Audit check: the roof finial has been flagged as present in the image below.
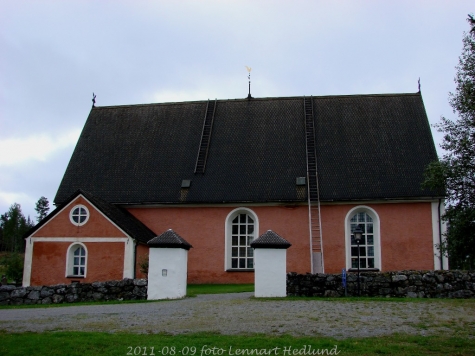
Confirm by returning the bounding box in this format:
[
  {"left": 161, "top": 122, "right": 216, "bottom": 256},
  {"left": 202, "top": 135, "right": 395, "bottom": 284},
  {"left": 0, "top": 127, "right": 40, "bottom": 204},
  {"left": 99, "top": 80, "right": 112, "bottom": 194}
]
[
  {"left": 92, "top": 92, "right": 96, "bottom": 107},
  {"left": 418, "top": 78, "right": 421, "bottom": 92},
  {"left": 245, "top": 66, "right": 252, "bottom": 99}
]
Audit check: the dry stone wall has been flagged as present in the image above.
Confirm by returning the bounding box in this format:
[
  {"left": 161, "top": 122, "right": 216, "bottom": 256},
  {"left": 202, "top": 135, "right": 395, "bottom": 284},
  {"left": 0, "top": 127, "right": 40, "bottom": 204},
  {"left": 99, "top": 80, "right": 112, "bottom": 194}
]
[
  {"left": 2, "top": 270, "right": 474, "bottom": 305},
  {"left": 0, "top": 278, "right": 147, "bottom": 305},
  {"left": 287, "top": 270, "right": 475, "bottom": 298}
]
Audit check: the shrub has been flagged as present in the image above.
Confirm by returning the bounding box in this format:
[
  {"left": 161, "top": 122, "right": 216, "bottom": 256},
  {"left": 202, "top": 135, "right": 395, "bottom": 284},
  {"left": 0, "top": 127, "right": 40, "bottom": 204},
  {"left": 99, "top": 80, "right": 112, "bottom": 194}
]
[{"left": 2, "top": 252, "right": 24, "bottom": 285}]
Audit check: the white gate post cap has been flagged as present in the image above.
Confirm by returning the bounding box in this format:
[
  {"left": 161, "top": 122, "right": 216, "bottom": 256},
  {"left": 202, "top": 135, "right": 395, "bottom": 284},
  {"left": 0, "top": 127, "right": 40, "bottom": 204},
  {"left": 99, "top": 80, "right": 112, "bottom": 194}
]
[
  {"left": 250, "top": 230, "right": 291, "bottom": 249},
  {"left": 147, "top": 229, "right": 192, "bottom": 250}
]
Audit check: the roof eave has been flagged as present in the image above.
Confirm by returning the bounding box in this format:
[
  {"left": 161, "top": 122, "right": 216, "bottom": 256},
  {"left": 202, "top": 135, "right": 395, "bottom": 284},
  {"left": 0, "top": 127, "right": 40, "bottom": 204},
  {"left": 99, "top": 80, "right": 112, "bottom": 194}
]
[{"left": 320, "top": 195, "right": 446, "bottom": 203}]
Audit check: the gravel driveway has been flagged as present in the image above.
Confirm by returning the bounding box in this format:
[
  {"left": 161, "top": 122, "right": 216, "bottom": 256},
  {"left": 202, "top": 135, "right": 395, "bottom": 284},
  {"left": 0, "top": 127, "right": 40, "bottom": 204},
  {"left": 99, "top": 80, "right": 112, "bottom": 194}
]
[{"left": 1, "top": 293, "right": 474, "bottom": 339}]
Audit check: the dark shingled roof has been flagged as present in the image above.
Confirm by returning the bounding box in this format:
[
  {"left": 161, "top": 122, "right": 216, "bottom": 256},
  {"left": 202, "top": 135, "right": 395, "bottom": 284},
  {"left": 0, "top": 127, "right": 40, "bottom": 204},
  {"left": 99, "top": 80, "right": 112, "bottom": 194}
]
[
  {"left": 54, "top": 93, "right": 440, "bottom": 205},
  {"left": 148, "top": 229, "right": 193, "bottom": 250},
  {"left": 26, "top": 190, "right": 156, "bottom": 244},
  {"left": 251, "top": 230, "right": 292, "bottom": 249},
  {"left": 313, "top": 94, "right": 439, "bottom": 200}
]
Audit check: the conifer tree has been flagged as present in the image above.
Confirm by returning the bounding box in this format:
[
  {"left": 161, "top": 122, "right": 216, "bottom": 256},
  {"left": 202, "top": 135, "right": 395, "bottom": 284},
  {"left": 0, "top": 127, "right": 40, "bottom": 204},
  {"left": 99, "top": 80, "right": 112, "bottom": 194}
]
[
  {"left": 424, "top": 15, "right": 475, "bottom": 269},
  {"left": 0, "top": 203, "right": 34, "bottom": 252},
  {"left": 35, "top": 196, "right": 50, "bottom": 222}
]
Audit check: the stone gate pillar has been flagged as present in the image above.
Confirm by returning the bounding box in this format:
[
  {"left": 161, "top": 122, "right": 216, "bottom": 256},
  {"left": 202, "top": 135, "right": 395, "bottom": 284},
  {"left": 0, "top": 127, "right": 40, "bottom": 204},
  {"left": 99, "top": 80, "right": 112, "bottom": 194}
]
[
  {"left": 250, "top": 230, "right": 291, "bottom": 297},
  {"left": 147, "top": 229, "right": 192, "bottom": 300}
]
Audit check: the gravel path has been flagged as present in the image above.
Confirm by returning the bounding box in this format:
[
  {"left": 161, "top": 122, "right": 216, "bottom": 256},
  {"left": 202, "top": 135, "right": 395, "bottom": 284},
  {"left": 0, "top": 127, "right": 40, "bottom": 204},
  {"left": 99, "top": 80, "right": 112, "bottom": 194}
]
[{"left": 1, "top": 293, "right": 474, "bottom": 339}]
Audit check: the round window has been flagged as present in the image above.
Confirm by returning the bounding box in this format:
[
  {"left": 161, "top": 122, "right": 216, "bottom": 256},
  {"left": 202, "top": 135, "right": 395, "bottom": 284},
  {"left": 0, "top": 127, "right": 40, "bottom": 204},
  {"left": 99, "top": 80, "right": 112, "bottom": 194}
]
[{"left": 69, "top": 205, "right": 89, "bottom": 226}]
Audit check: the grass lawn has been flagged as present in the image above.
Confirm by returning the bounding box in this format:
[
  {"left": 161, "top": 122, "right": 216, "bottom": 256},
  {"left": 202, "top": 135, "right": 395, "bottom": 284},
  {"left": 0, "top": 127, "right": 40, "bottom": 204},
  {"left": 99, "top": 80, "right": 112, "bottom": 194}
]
[
  {"left": 187, "top": 284, "right": 254, "bottom": 296},
  {"left": 0, "top": 331, "right": 474, "bottom": 356}
]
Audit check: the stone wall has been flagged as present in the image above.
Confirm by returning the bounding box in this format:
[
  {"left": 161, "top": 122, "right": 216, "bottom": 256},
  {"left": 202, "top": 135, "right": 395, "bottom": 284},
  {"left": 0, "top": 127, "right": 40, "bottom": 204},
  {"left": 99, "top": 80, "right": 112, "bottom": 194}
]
[
  {"left": 2, "top": 271, "right": 474, "bottom": 305},
  {"left": 0, "top": 278, "right": 147, "bottom": 305},
  {"left": 287, "top": 270, "right": 475, "bottom": 298}
]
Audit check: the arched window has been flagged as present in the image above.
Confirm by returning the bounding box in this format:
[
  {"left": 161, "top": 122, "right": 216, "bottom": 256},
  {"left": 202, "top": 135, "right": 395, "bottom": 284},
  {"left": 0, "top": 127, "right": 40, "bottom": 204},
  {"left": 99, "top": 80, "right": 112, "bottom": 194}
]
[
  {"left": 225, "top": 208, "right": 259, "bottom": 270},
  {"left": 345, "top": 206, "right": 381, "bottom": 271},
  {"left": 66, "top": 243, "right": 88, "bottom": 277}
]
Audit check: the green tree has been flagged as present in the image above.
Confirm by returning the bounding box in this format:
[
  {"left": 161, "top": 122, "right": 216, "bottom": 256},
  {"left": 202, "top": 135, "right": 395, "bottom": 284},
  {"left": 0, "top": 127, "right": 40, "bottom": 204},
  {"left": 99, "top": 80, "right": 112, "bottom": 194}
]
[
  {"left": 0, "top": 203, "right": 34, "bottom": 253},
  {"left": 424, "top": 15, "right": 475, "bottom": 269},
  {"left": 1, "top": 252, "right": 24, "bottom": 285},
  {"left": 35, "top": 196, "right": 50, "bottom": 222}
]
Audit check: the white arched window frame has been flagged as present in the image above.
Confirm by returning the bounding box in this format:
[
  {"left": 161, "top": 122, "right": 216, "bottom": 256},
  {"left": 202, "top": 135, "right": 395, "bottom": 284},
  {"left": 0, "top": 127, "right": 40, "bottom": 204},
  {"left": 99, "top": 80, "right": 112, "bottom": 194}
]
[
  {"left": 345, "top": 206, "right": 381, "bottom": 271},
  {"left": 225, "top": 208, "right": 259, "bottom": 271},
  {"left": 65, "top": 242, "right": 88, "bottom": 277}
]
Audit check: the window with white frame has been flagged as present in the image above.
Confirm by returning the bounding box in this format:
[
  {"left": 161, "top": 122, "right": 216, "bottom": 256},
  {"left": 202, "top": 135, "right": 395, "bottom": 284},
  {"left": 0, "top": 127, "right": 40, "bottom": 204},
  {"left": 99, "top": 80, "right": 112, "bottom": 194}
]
[
  {"left": 347, "top": 207, "right": 380, "bottom": 270},
  {"left": 226, "top": 208, "right": 258, "bottom": 270},
  {"left": 69, "top": 205, "right": 89, "bottom": 226},
  {"left": 66, "top": 243, "right": 87, "bottom": 277}
]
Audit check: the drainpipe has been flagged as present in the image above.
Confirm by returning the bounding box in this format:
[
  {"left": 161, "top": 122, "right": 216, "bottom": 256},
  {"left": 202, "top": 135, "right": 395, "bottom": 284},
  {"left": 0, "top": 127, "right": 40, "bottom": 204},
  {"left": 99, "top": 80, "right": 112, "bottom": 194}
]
[
  {"left": 133, "top": 240, "right": 138, "bottom": 278},
  {"left": 438, "top": 199, "right": 443, "bottom": 270}
]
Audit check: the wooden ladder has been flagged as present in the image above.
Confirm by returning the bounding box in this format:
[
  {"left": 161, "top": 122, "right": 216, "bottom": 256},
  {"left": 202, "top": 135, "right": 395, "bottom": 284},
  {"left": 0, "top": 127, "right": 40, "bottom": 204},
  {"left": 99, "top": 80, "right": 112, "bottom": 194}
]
[
  {"left": 194, "top": 99, "right": 216, "bottom": 174},
  {"left": 304, "top": 96, "right": 324, "bottom": 273}
]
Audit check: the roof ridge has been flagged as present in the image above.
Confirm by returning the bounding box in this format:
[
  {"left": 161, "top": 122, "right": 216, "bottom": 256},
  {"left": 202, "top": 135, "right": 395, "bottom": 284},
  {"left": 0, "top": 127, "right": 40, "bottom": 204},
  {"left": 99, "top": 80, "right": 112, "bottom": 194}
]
[
  {"left": 91, "top": 92, "right": 422, "bottom": 110},
  {"left": 311, "top": 92, "right": 421, "bottom": 99}
]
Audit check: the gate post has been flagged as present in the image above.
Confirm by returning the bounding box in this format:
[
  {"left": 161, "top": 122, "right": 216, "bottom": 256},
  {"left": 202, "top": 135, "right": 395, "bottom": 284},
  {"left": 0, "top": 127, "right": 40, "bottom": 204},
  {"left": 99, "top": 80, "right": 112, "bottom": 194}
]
[
  {"left": 147, "top": 229, "right": 192, "bottom": 300},
  {"left": 251, "top": 230, "right": 291, "bottom": 297}
]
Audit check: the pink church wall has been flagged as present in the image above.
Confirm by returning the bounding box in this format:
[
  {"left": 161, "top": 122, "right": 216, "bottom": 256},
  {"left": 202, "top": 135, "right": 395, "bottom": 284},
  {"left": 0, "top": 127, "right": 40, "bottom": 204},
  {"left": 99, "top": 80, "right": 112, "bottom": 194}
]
[
  {"left": 29, "top": 196, "right": 127, "bottom": 286},
  {"left": 127, "top": 205, "right": 311, "bottom": 284},
  {"left": 135, "top": 243, "right": 149, "bottom": 279},
  {"left": 27, "top": 198, "right": 436, "bottom": 287},
  {"left": 30, "top": 241, "right": 125, "bottom": 286},
  {"left": 321, "top": 202, "right": 435, "bottom": 273}
]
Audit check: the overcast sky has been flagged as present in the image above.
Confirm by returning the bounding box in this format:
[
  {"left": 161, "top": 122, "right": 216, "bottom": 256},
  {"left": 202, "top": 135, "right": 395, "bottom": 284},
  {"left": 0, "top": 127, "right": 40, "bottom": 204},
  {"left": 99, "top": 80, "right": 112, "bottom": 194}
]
[{"left": 0, "top": 0, "right": 473, "bottom": 220}]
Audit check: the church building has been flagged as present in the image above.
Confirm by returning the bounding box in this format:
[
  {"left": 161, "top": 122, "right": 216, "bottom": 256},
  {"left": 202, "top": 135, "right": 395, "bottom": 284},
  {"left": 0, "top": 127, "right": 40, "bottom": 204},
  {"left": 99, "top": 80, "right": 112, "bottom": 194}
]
[{"left": 22, "top": 91, "right": 447, "bottom": 287}]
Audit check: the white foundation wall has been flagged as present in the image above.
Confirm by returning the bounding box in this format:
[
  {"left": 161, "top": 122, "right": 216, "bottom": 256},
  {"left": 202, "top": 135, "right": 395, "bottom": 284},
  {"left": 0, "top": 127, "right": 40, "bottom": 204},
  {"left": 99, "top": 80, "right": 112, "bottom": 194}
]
[
  {"left": 22, "top": 237, "right": 34, "bottom": 287},
  {"left": 254, "top": 248, "right": 287, "bottom": 297},
  {"left": 147, "top": 248, "right": 188, "bottom": 300},
  {"left": 123, "top": 238, "right": 135, "bottom": 279},
  {"left": 431, "top": 200, "right": 449, "bottom": 270}
]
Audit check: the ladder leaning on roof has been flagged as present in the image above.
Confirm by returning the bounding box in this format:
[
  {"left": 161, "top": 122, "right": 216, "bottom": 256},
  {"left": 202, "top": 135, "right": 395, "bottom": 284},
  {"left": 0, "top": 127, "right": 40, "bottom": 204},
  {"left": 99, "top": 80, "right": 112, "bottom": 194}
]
[
  {"left": 195, "top": 99, "right": 217, "bottom": 174},
  {"left": 303, "top": 96, "right": 324, "bottom": 274}
]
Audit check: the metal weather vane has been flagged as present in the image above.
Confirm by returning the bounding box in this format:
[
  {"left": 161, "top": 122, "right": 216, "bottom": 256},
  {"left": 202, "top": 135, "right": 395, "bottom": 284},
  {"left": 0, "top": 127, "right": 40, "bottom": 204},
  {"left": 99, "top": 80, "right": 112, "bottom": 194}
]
[
  {"left": 92, "top": 92, "right": 97, "bottom": 107},
  {"left": 245, "top": 66, "right": 252, "bottom": 99}
]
